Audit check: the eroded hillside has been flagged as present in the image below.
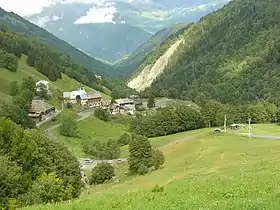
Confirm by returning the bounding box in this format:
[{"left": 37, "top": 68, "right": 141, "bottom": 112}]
[{"left": 128, "top": 38, "right": 185, "bottom": 91}]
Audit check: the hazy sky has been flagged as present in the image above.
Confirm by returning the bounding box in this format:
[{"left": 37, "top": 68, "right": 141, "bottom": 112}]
[{"left": 0, "top": 0, "right": 58, "bottom": 16}]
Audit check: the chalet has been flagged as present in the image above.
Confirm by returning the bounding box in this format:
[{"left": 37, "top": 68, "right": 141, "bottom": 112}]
[
  {"left": 111, "top": 98, "right": 136, "bottom": 115},
  {"left": 115, "top": 98, "right": 134, "bottom": 107},
  {"left": 87, "top": 92, "right": 102, "bottom": 107},
  {"left": 28, "top": 100, "right": 55, "bottom": 122}
]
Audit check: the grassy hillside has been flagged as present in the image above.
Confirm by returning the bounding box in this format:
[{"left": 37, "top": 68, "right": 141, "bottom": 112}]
[
  {"left": 26, "top": 131, "right": 280, "bottom": 209},
  {"left": 0, "top": 55, "right": 107, "bottom": 106},
  {"left": 52, "top": 115, "right": 131, "bottom": 157},
  {"left": 0, "top": 7, "right": 115, "bottom": 77},
  {"left": 129, "top": 0, "right": 280, "bottom": 106},
  {"left": 115, "top": 23, "right": 190, "bottom": 78}
]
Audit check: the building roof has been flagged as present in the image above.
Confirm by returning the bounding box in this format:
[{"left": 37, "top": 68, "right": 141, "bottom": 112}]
[
  {"left": 102, "top": 99, "right": 111, "bottom": 106},
  {"left": 80, "top": 94, "right": 88, "bottom": 100},
  {"left": 36, "top": 80, "right": 49, "bottom": 86},
  {"left": 87, "top": 92, "right": 102, "bottom": 99},
  {"left": 63, "top": 92, "right": 72, "bottom": 98},
  {"left": 115, "top": 98, "right": 134, "bottom": 105},
  {"left": 29, "top": 100, "right": 54, "bottom": 113}
]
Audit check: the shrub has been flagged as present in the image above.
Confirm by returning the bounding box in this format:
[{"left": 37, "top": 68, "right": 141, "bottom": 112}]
[
  {"left": 90, "top": 162, "right": 115, "bottom": 185},
  {"left": 137, "top": 164, "right": 149, "bottom": 175},
  {"left": 117, "top": 133, "right": 131, "bottom": 146},
  {"left": 152, "top": 149, "right": 165, "bottom": 170},
  {"left": 94, "top": 108, "right": 110, "bottom": 121},
  {"left": 84, "top": 139, "right": 120, "bottom": 159},
  {"left": 152, "top": 184, "right": 164, "bottom": 193},
  {"left": 60, "top": 115, "right": 78, "bottom": 137}
]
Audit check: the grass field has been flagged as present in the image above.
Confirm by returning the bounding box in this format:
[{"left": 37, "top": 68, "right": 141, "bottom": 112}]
[
  {"left": 25, "top": 130, "right": 280, "bottom": 209},
  {"left": 0, "top": 55, "right": 110, "bottom": 106},
  {"left": 55, "top": 115, "right": 131, "bottom": 157},
  {"left": 232, "top": 124, "right": 280, "bottom": 136}
]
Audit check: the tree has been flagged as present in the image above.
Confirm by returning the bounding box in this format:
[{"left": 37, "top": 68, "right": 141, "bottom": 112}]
[
  {"left": 36, "top": 83, "right": 49, "bottom": 100},
  {"left": 60, "top": 115, "right": 79, "bottom": 137},
  {"left": 94, "top": 108, "right": 110, "bottom": 122},
  {"left": 117, "top": 133, "right": 131, "bottom": 146},
  {"left": 9, "top": 81, "right": 19, "bottom": 96},
  {"left": 0, "top": 156, "right": 26, "bottom": 208},
  {"left": 246, "top": 103, "right": 269, "bottom": 123},
  {"left": 152, "top": 149, "right": 165, "bottom": 170},
  {"left": 22, "top": 172, "right": 69, "bottom": 205},
  {"left": 89, "top": 162, "right": 115, "bottom": 185},
  {"left": 201, "top": 100, "right": 224, "bottom": 127},
  {"left": 147, "top": 95, "right": 155, "bottom": 109},
  {"left": 128, "top": 135, "right": 153, "bottom": 174}
]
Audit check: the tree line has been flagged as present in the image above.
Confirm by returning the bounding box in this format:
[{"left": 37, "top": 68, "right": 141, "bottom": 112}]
[
  {"left": 0, "top": 27, "right": 98, "bottom": 87},
  {"left": 131, "top": 104, "right": 205, "bottom": 138}
]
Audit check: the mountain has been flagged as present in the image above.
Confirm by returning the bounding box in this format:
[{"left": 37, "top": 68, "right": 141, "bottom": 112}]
[
  {"left": 0, "top": 7, "right": 115, "bottom": 77},
  {"left": 115, "top": 22, "right": 190, "bottom": 77},
  {"left": 25, "top": 0, "right": 231, "bottom": 62},
  {"left": 128, "top": 0, "right": 280, "bottom": 106}
]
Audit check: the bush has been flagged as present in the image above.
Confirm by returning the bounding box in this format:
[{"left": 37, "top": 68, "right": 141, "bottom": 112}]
[
  {"left": 90, "top": 162, "right": 115, "bottom": 185},
  {"left": 152, "top": 184, "right": 164, "bottom": 193},
  {"left": 60, "top": 115, "right": 78, "bottom": 137},
  {"left": 94, "top": 108, "right": 110, "bottom": 121},
  {"left": 117, "top": 133, "right": 131, "bottom": 146},
  {"left": 137, "top": 164, "right": 149, "bottom": 175},
  {"left": 84, "top": 139, "right": 120, "bottom": 160},
  {"left": 152, "top": 149, "right": 165, "bottom": 170}
]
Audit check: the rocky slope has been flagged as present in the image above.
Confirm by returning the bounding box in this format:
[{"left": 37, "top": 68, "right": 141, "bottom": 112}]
[{"left": 128, "top": 38, "right": 185, "bottom": 91}]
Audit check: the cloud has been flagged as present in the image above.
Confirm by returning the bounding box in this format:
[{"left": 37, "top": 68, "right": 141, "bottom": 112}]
[
  {"left": 74, "top": 3, "right": 118, "bottom": 24},
  {"left": 0, "top": 0, "right": 57, "bottom": 16}
]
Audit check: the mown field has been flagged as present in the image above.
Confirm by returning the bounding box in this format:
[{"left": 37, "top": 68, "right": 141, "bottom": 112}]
[{"left": 25, "top": 130, "right": 280, "bottom": 209}]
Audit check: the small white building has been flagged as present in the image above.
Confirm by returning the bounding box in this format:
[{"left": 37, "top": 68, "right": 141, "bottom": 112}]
[{"left": 63, "top": 87, "right": 88, "bottom": 106}]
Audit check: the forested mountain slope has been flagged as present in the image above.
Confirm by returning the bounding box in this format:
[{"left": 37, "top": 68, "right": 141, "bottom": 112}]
[
  {"left": 0, "top": 27, "right": 106, "bottom": 95},
  {"left": 115, "top": 23, "right": 189, "bottom": 78},
  {"left": 0, "top": 7, "right": 115, "bottom": 77},
  {"left": 135, "top": 0, "right": 280, "bottom": 106}
]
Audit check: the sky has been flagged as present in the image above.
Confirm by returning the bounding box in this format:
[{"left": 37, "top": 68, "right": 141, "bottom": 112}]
[{"left": 0, "top": 0, "right": 58, "bottom": 16}]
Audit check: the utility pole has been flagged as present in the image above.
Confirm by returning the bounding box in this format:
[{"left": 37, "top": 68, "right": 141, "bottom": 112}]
[
  {"left": 248, "top": 118, "right": 251, "bottom": 138},
  {"left": 224, "top": 115, "right": 227, "bottom": 132}
]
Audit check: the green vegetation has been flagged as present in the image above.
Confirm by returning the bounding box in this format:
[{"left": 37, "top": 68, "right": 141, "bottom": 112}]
[
  {"left": 60, "top": 114, "right": 79, "bottom": 138},
  {"left": 0, "top": 28, "right": 102, "bottom": 89},
  {"left": 131, "top": 104, "right": 204, "bottom": 137},
  {"left": 84, "top": 139, "right": 120, "bottom": 159},
  {"left": 138, "top": 0, "right": 280, "bottom": 106},
  {"left": 128, "top": 135, "right": 154, "bottom": 175},
  {"left": 0, "top": 118, "right": 82, "bottom": 209},
  {"left": 0, "top": 8, "right": 114, "bottom": 77},
  {"left": 25, "top": 132, "right": 280, "bottom": 209},
  {"left": 115, "top": 23, "right": 190, "bottom": 77},
  {"left": 54, "top": 116, "right": 130, "bottom": 157},
  {"left": 89, "top": 162, "right": 115, "bottom": 185},
  {"left": 94, "top": 108, "right": 110, "bottom": 122}
]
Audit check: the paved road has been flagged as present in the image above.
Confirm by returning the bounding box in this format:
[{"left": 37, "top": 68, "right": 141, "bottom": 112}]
[
  {"left": 237, "top": 133, "right": 280, "bottom": 140},
  {"left": 45, "top": 110, "right": 94, "bottom": 140}
]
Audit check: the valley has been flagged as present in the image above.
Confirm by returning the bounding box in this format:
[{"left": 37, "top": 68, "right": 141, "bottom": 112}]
[{"left": 3, "top": 0, "right": 280, "bottom": 209}]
